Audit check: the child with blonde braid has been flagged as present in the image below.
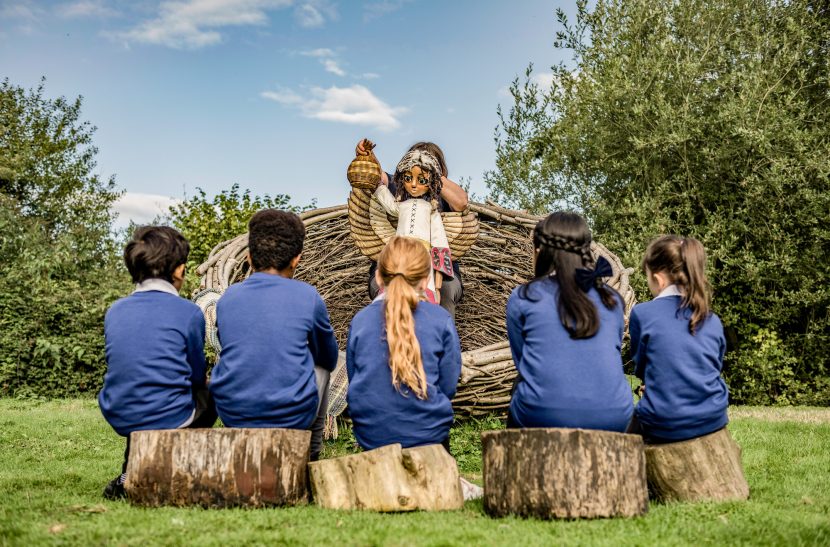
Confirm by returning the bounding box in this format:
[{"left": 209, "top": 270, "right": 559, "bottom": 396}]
[
  {"left": 506, "top": 212, "right": 633, "bottom": 431},
  {"left": 346, "top": 236, "right": 462, "bottom": 451},
  {"left": 628, "top": 236, "right": 729, "bottom": 443}
]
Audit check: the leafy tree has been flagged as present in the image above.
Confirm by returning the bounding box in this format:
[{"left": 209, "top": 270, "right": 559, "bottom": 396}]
[
  {"left": 168, "top": 184, "right": 314, "bottom": 292},
  {"left": 0, "top": 80, "right": 128, "bottom": 396},
  {"left": 486, "top": 0, "right": 830, "bottom": 404}
]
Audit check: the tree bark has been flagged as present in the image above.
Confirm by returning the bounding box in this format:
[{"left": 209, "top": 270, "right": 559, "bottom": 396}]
[
  {"left": 125, "top": 428, "right": 311, "bottom": 508},
  {"left": 645, "top": 427, "right": 749, "bottom": 502},
  {"left": 482, "top": 428, "right": 648, "bottom": 519},
  {"left": 309, "top": 443, "right": 464, "bottom": 511}
]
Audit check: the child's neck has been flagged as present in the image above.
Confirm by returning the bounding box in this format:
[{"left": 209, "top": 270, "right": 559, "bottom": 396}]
[{"left": 256, "top": 267, "right": 294, "bottom": 279}]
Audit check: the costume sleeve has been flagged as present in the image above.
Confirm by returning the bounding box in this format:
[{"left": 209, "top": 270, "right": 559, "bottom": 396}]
[
  {"left": 186, "top": 307, "right": 208, "bottom": 389},
  {"left": 429, "top": 210, "right": 453, "bottom": 278},
  {"left": 309, "top": 293, "right": 339, "bottom": 372},
  {"left": 437, "top": 316, "right": 462, "bottom": 399},
  {"left": 373, "top": 184, "right": 400, "bottom": 217},
  {"left": 629, "top": 307, "right": 647, "bottom": 380},
  {"left": 506, "top": 290, "right": 525, "bottom": 370}
]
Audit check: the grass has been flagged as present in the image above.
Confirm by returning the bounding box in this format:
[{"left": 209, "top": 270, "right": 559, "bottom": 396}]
[{"left": 0, "top": 400, "right": 828, "bottom": 546}]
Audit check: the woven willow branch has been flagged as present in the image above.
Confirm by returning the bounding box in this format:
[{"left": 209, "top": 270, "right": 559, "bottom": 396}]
[{"left": 194, "top": 202, "right": 636, "bottom": 417}]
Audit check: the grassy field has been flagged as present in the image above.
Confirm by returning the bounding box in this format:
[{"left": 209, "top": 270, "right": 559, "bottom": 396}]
[{"left": 0, "top": 400, "right": 828, "bottom": 546}]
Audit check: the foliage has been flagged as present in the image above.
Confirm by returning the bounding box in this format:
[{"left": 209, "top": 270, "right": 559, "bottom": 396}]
[
  {"left": 168, "top": 183, "right": 314, "bottom": 292},
  {"left": 2, "top": 400, "right": 830, "bottom": 545},
  {"left": 485, "top": 0, "right": 830, "bottom": 404},
  {"left": 0, "top": 81, "right": 127, "bottom": 397}
]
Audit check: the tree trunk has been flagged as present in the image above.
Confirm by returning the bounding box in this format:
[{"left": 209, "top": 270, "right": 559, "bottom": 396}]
[
  {"left": 125, "top": 428, "right": 311, "bottom": 508},
  {"left": 309, "top": 443, "right": 464, "bottom": 511},
  {"left": 645, "top": 427, "right": 749, "bottom": 502},
  {"left": 482, "top": 428, "right": 648, "bottom": 519}
]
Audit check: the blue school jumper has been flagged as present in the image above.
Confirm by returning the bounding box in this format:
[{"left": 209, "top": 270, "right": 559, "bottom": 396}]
[
  {"left": 506, "top": 278, "right": 633, "bottom": 431},
  {"left": 631, "top": 289, "right": 728, "bottom": 442},
  {"left": 99, "top": 288, "right": 207, "bottom": 437},
  {"left": 210, "top": 272, "right": 339, "bottom": 429},
  {"left": 346, "top": 300, "right": 462, "bottom": 450}
]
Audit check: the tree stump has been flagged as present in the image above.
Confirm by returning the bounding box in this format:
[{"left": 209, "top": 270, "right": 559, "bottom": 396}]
[
  {"left": 308, "top": 444, "right": 464, "bottom": 511},
  {"left": 645, "top": 427, "right": 749, "bottom": 503},
  {"left": 482, "top": 428, "right": 648, "bottom": 519},
  {"left": 125, "top": 428, "right": 311, "bottom": 508}
]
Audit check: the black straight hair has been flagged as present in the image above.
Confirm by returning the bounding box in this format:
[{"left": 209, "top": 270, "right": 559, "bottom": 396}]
[
  {"left": 124, "top": 226, "right": 189, "bottom": 284},
  {"left": 519, "top": 212, "right": 618, "bottom": 339}
]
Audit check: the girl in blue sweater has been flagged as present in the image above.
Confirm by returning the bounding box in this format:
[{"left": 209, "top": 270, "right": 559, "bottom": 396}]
[
  {"left": 346, "top": 236, "right": 462, "bottom": 451},
  {"left": 506, "top": 212, "right": 633, "bottom": 431},
  {"left": 629, "top": 236, "right": 728, "bottom": 443}
]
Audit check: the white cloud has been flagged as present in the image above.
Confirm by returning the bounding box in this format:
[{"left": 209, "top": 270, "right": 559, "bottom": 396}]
[
  {"left": 0, "top": 1, "right": 41, "bottom": 20},
  {"left": 58, "top": 0, "right": 117, "bottom": 18},
  {"left": 112, "top": 192, "right": 180, "bottom": 228},
  {"left": 293, "top": 0, "right": 336, "bottom": 28},
  {"left": 300, "top": 47, "right": 334, "bottom": 57},
  {"left": 532, "top": 72, "right": 555, "bottom": 91},
  {"left": 322, "top": 58, "right": 345, "bottom": 76},
  {"left": 114, "top": 0, "right": 292, "bottom": 49},
  {"left": 363, "top": 0, "right": 411, "bottom": 22},
  {"left": 262, "top": 84, "right": 407, "bottom": 131},
  {"left": 360, "top": 72, "right": 380, "bottom": 79}
]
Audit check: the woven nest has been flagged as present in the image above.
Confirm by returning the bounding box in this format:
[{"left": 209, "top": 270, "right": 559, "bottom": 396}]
[{"left": 194, "top": 201, "right": 636, "bottom": 419}]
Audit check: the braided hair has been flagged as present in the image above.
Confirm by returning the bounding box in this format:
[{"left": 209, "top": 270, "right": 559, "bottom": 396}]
[{"left": 520, "top": 212, "right": 618, "bottom": 339}]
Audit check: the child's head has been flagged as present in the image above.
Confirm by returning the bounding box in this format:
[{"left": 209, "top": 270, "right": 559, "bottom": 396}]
[
  {"left": 528, "top": 212, "right": 617, "bottom": 339},
  {"left": 377, "top": 236, "right": 431, "bottom": 399},
  {"left": 248, "top": 209, "right": 305, "bottom": 273},
  {"left": 124, "top": 226, "right": 189, "bottom": 286},
  {"left": 393, "top": 149, "right": 444, "bottom": 208},
  {"left": 642, "top": 235, "right": 711, "bottom": 333}
]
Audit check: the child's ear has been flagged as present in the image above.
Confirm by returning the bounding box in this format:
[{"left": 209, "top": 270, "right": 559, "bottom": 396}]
[
  {"left": 246, "top": 250, "right": 253, "bottom": 268},
  {"left": 290, "top": 253, "right": 302, "bottom": 270}
]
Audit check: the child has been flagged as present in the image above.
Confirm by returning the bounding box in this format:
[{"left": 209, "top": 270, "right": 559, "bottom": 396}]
[
  {"left": 506, "top": 212, "right": 633, "bottom": 431},
  {"left": 357, "top": 139, "right": 468, "bottom": 317},
  {"left": 99, "top": 226, "right": 217, "bottom": 500},
  {"left": 209, "top": 209, "right": 339, "bottom": 461},
  {"left": 346, "top": 235, "right": 462, "bottom": 451},
  {"left": 629, "top": 236, "right": 728, "bottom": 443}
]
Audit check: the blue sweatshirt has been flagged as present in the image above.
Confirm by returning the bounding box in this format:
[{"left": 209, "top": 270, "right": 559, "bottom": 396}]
[
  {"left": 210, "top": 273, "right": 339, "bottom": 429},
  {"left": 631, "top": 295, "right": 728, "bottom": 441},
  {"left": 346, "top": 300, "right": 462, "bottom": 450},
  {"left": 99, "top": 290, "right": 207, "bottom": 436},
  {"left": 506, "top": 278, "right": 633, "bottom": 431}
]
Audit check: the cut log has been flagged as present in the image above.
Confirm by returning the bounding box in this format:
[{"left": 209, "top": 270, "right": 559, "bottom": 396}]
[
  {"left": 308, "top": 444, "right": 463, "bottom": 511},
  {"left": 645, "top": 427, "right": 749, "bottom": 503},
  {"left": 482, "top": 428, "right": 648, "bottom": 519},
  {"left": 125, "top": 428, "right": 311, "bottom": 508}
]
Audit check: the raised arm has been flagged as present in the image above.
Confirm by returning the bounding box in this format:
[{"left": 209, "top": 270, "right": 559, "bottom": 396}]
[{"left": 439, "top": 176, "right": 469, "bottom": 211}]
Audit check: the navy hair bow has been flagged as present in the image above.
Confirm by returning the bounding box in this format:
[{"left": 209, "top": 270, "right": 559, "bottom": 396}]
[{"left": 575, "top": 256, "right": 612, "bottom": 292}]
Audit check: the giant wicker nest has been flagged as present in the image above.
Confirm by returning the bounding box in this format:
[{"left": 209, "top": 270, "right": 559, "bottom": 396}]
[{"left": 195, "top": 201, "right": 635, "bottom": 418}]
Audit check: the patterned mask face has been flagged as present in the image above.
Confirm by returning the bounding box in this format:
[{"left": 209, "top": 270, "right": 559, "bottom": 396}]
[{"left": 401, "top": 166, "right": 430, "bottom": 197}]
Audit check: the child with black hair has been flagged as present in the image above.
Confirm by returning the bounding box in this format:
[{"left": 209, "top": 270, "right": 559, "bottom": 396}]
[
  {"left": 506, "top": 212, "right": 633, "bottom": 431},
  {"left": 628, "top": 236, "right": 728, "bottom": 443},
  {"left": 99, "top": 226, "right": 217, "bottom": 500},
  {"left": 209, "top": 209, "right": 339, "bottom": 461}
]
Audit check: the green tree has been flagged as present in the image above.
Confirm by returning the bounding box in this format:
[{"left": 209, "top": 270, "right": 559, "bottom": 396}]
[
  {"left": 486, "top": 0, "right": 830, "bottom": 404},
  {"left": 168, "top": 184, "right": 313, "bottom": 291},
  {"left": 0, "top": 80, "right": 128, "bottom": 396}
]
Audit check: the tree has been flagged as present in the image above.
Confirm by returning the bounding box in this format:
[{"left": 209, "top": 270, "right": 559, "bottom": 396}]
[
  {"left": 486, "top": 0, "right": 830, "bottom": 404},
  {"left": 0, "top": 80, "right": 128, "bottom": 396},
  {"left": 168, "top": 184, "right": 314, "bottom": 291}
]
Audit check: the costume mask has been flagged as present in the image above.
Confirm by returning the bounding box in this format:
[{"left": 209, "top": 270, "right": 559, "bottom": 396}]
[{"left": 401, "top": 166, "right": 430, "bottom": 198}]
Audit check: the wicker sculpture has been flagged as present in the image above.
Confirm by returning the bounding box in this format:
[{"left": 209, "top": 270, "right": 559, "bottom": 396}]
[{"left": 194, "top": 201, "right": 635, "bottom": 419}]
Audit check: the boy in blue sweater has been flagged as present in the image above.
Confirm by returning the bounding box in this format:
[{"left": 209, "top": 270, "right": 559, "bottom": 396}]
[
  {"left": 210, "top": 209, "right": 339, "bottom": 461},
  {"left": 629, "top": 236, "right": 729, "bottom": 443},
  {"left": 99, "top": 226, "right": 217, "bottom": 500}
]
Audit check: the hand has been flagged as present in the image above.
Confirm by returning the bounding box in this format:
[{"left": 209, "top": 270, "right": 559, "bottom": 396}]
[
  {"left": 355, "top": 138, "right": 374, "bottom": 156},
  {"left": 637, "top": 384, "right": 646, "bottom": 397}
]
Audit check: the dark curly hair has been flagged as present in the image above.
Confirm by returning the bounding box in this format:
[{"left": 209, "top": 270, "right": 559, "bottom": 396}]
[
  {"left": 520, "top": 212, "right": 618, "bottom": 339},
  {"left": 248, "top": 209, "right": 305, "bottom": 271},
  {"left": 124, "top": 226, "right": 190, "bottom": 284}
]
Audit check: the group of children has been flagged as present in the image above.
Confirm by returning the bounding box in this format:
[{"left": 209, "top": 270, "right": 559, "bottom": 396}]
[{"left": 98, "top": 143, "right": 729, "bottom": 502}]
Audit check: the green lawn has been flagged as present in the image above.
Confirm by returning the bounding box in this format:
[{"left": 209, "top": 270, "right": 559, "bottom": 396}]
[{"left": 1, "top": 400, "right": 828, "bottom": 546}]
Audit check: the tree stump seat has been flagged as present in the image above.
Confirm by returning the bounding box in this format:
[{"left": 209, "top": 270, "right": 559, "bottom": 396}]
[
  {"left": 308, "top": 443, "right": 464, "bottom": 511},
  {"left": 645, "top": 427, "right": 749, "bottom": 503},
  {"left": 482, "top": 428, "right": 649, "bottom": 519},
  {"left": 125, "top": 428, "right": 311, "bottom": 508}
]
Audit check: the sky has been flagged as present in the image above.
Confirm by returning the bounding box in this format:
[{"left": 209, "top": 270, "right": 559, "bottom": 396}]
[{"left": 1, "top": 0, "right": 574, "bottom": 227}]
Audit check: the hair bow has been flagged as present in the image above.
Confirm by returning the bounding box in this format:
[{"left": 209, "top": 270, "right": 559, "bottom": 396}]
[{"left": 575, "top": 256, "right": 612, "bottom": 292}]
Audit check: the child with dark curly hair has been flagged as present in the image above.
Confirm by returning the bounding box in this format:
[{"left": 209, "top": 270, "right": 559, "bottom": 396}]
[
  {"left": 99, "top": 226, "right": 217, "bottom": 500},
  {"left": 209, "top": 209, "right": 339, "bottom": 461}
]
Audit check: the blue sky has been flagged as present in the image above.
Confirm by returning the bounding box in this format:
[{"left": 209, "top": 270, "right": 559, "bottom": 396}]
[{"left": 1, "top": 0, "right": 573, "bottom": 226}]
